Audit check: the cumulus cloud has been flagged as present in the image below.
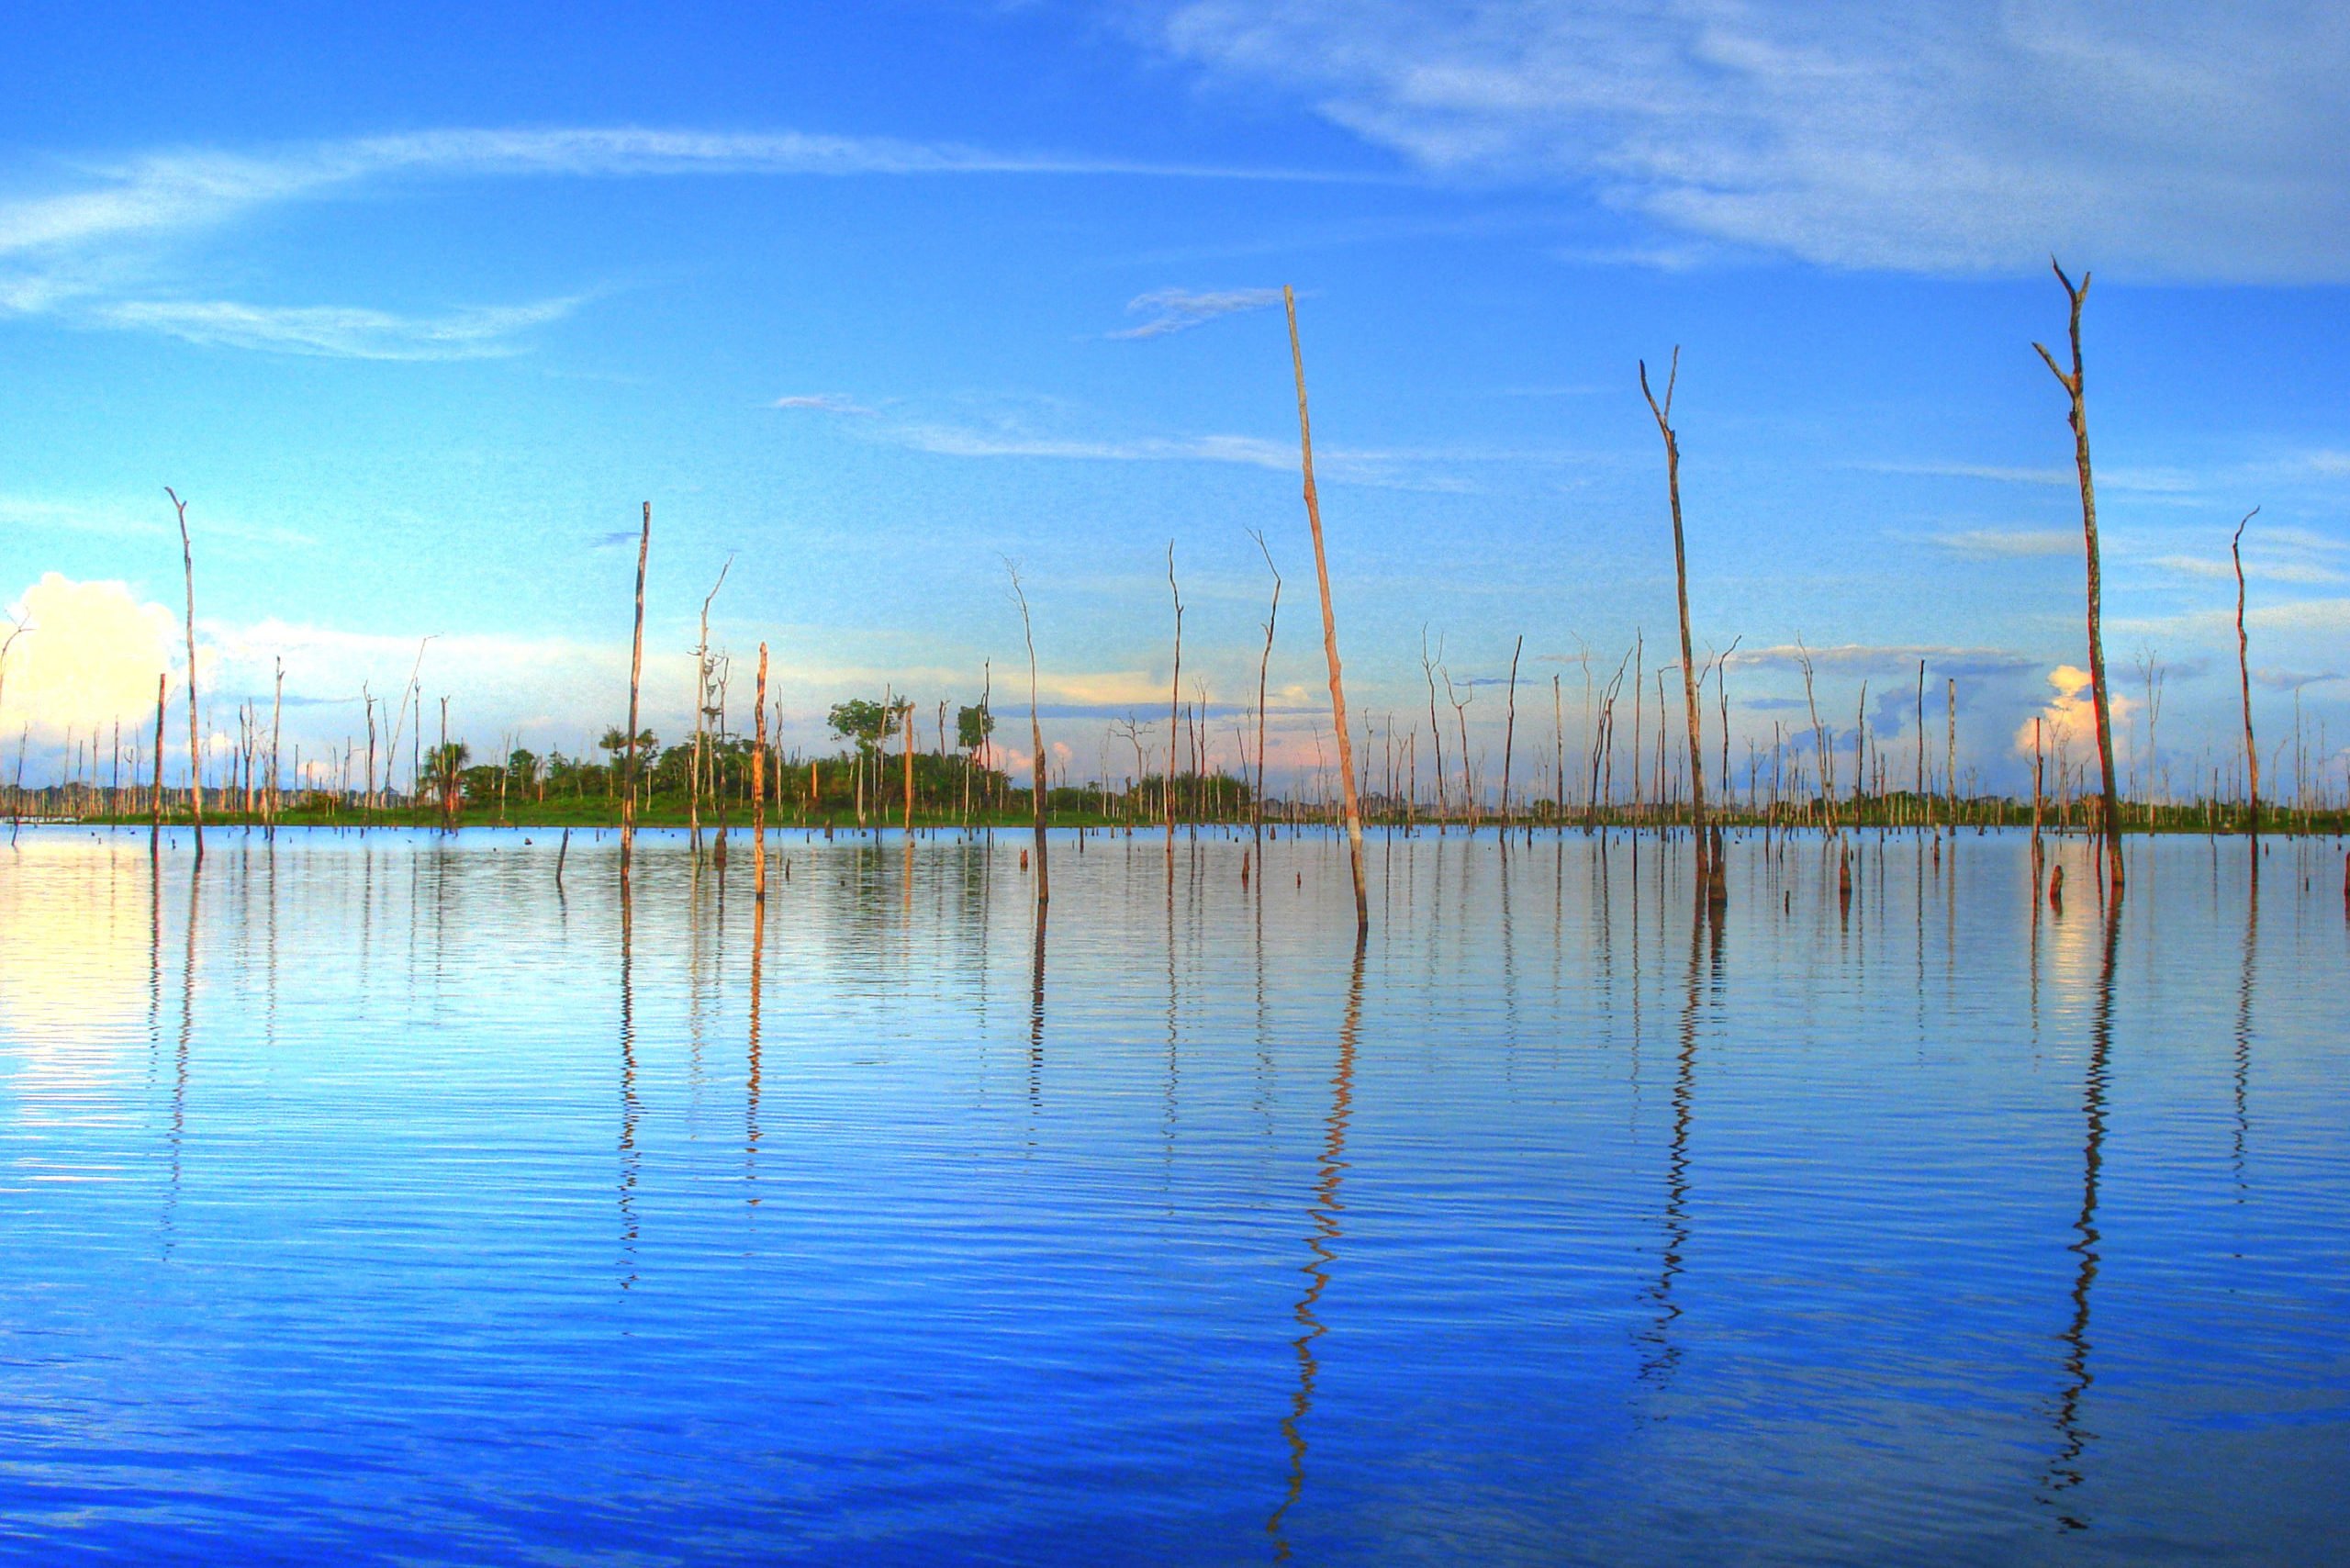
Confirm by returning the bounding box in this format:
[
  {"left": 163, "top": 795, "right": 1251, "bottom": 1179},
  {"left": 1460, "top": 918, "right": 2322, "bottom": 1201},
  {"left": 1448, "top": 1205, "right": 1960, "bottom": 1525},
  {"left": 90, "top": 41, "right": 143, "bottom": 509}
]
[
  {"left": 2013, "top": 663, "right": 2135, "bottom": 759},
  {"left": 0, "top": 574, "right": 188, "bottom": 738},
  {"left": 1149, "top": 0, "right": 2350, "bottom": 280}
]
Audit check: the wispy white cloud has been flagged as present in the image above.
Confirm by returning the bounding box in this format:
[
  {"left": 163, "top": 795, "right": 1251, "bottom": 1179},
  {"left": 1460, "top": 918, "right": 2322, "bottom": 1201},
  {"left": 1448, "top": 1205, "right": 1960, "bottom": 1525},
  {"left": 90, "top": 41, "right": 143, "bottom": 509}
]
[
  {"left": 1929, "top": 527, "right": 2076, "bottom": 558},
  {"left": 85, "top": 296, "right": 581, "bottom": 360},
  {"left": 2253, "top": 666, "right": 2343, "bottom": 690},
  {"left": 1865, "top": 461, "right": 2069, "bottom": 486},
  {"left": 1, "top": 126, "right": 1359, "bottom": 355},
  {"left": 769, "top": 394, "right": 1573, "bottom": 490},
  {"left": 771, "top": 392, "right": 878, "bottom": 415},
  {"left": 1149, "top": 0, "right": 2350, "bottom": 281},
  {"left": 1105, "top": 286, "right": 1285, "bottom": 339},
  {"left": 1729, "top": 642, "right": 2036, "bottom": 677},
  {"left": 2143, "top": 553, "right": 2345, "bottom": 586}
]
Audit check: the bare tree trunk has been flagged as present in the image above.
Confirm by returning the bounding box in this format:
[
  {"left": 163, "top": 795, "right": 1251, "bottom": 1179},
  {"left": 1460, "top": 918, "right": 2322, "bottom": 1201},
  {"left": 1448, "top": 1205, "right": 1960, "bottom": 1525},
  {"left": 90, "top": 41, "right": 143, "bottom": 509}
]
[
  {"left": 622, "top": 502, "right": 650, "bottom": 878},
  {"left": 269, "top": 658, "right": 283, "bottom": 832},
  {"left": 1250, "top": 530, "right": 1281, "bottom": 861},
  {"left": 166, "top": 488, "right": 205, "bottom": 864},
  {"left": 2232, "top": 508, "right": 2261, "bottom": 852},
  {"left": 1501, "top": 633, "right": 1522, "bottom": 831},
  {"left": 1640, "top": 350, "right": 1709, "bottom": 890},
  {"left": 1008, "top": 564, "right": 1048, "bottom": 909},
  {"left": 754, "top": 644, "right": 768, "bottom": 903},
  {"left": 2033, "top": 262, "right": 2124, "bottom": 894},
  {"left": 1166, "top": 542, "right": 1181, "bottom": 869},
  {"left": 1284, "top": 286, "right": 1368, "bottom": 936},
  {"left": 151, "top": 673, "right": 166, "bottom": 856}
]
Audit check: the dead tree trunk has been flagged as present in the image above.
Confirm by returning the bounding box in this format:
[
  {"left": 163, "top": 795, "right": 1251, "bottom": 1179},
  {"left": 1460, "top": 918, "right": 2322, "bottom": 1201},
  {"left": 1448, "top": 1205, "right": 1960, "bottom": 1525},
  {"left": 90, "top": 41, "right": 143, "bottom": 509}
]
[
  {"left": 2033, "top": 262, "right": 2124, "bottom": 894},
  {"left": 753, "top": 644, "right": 768, "bottom": 903},
  {"left": 1284, "top": 286, "right": 1368, "bottom": 936},
  {"left": 1501, "top": 633, "right": 1523, "bottom": 832},
  {"left": 166, "top": 487, "right": 204, "bottom": 864},
  {"left": 1250, "top": 529, "right": 1281, "bottom": 862},
  {"left": 151, "top": 673, "right": 167, "bottom": 855},
  {"left": 1641, "top": 350, "right": 1708, "bottom": 890},
  {"left": 1008, "top": 563, "right": 1047, "bottom": 909},
  {"left": 622, "top": 502, "right": 650, "bottom": 878},
  {"left": 1166, "top": 542, "right": 1181, "bottom": 869},
  {"left": 2232, "top": 508, "right": 2261, "bottom": 850}
]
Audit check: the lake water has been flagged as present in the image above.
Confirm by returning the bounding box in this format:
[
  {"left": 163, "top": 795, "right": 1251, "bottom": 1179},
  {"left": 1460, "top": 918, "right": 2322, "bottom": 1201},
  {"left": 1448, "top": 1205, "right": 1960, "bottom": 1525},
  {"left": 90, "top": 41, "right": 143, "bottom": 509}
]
[{"left": 1, "top": 824, "right": 2344, "bottom": 1565}]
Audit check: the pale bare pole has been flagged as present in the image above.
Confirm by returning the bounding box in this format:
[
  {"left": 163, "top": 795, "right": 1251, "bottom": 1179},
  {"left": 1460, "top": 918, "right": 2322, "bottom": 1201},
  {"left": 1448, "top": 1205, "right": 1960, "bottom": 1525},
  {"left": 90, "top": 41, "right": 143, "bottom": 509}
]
[
  {"left": 753, "top": 644, "right": 768, "bottom": 904},
  {"left": 269, "top": 657, "right": 284, "bottom": 833},
  {"left": 151, "top": 673, "right": 167, "bottom": 856},
  {"left": 1283, "top": 286, "right": 1367, "bottom": 935},
  {"left": 1640, "top": 347, "right": 1708, "bottom": 889},
  {"left": 165, "top": 487, "right": 205, "bottom": 863},
  {"left": 2033, "top": 260, "right": 2124, "bottom": 894},
  {"left": 690, "top": 553, "right": 734, "bottom": 856},
  {"left": 1501, "top": 633, "right": 1523, "bottom": 832},
  {"left": 622, "top": 501, "right": 651, "bottom": 878},
  {"left": 1248, "top": 528, "right": 1281, "bottom": 863},
  {"left": 1166, "top": 540, "right": 1182, "bottom": 870},
  {"left": 1006, "top": 560, "right": 1048, "bottom": 910},
  {"left": 2232, "top": 508, "right": 2261, "bottom": 851}
]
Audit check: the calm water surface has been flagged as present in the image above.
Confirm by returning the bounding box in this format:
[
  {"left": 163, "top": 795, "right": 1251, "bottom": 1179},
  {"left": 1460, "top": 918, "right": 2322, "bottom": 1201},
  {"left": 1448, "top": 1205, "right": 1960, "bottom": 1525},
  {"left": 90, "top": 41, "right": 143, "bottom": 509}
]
[{"left": 1, "top": 825, "right": 2344, "bottom": 1564}]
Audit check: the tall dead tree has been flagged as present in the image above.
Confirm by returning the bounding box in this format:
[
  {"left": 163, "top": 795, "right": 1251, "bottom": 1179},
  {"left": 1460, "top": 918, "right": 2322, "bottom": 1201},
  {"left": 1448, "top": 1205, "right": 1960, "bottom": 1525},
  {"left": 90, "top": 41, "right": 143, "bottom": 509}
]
[
  {"left": 1166, "top": 541, "right": 1182, "bottom": 868},
  {"left": 1284, "top": 286, "right": 1368, "bottom": 936},
  {"left": 2232, "top": 508, "right": 2261, "bottom": 849},
  {"left": 622, "top": 502, "right": 650, "bottom": 878},
  {"left": 1008, "top": 562, "right": 1047, "bottom": 910},
  {"left": 1500, "top": 634, "right": 1523, "bottom": 830},
  {"left": 753, "top": 643, "right": 768, "bottom": 904},
  {"left": 2033, "top": 262, "right": 2124, "bottom": 894},
  {"left": 1249, "top": 528, "right": 1281, "bottom": 860},
  {"left": 1640, "top": 349, "right": 1708, "bottom": 890},
  {"left": 165, "top": 487, "right": 204, "bottom": 863}
]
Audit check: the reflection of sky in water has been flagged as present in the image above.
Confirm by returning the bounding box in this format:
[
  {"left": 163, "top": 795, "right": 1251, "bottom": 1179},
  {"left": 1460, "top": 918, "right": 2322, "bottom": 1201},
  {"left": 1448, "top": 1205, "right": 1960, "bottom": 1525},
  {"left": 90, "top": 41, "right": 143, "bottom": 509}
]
[{"left": 0, "top": 826, "right": 2344, "bottom": 1564}]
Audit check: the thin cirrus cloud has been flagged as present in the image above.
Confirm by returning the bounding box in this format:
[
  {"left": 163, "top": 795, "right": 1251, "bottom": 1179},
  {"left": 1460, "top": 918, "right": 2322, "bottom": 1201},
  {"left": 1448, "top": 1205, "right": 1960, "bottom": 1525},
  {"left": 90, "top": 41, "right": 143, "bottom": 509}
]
[
  {"left": 771, "top": 395, "right": 1580, "bottom": 491},
  {"left": 87, "top": 297, "right": 584, "bottom": 360},
  {"left": 0, "top": 126, "right": 1360, "bottom": 357},
  {"left": 1147, "top": 0, "right": 2350, "bottom": 281},
  {"left": 1105, "top": 286, "right": 1285, "bottom": 339},
  {"left": 1929, "top": 527, "right": 2078, "bottom": 558}
]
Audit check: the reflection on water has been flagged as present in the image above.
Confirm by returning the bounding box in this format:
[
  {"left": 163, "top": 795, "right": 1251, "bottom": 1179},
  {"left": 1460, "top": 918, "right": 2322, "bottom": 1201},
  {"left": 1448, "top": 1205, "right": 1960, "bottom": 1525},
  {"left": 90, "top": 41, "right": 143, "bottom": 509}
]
[
  {"left": 1268, "top": 935, "right": 1364, "bottom": 1558},
  {"left": 1, "top": 825, "right": 2346, "bottom": 1565}
]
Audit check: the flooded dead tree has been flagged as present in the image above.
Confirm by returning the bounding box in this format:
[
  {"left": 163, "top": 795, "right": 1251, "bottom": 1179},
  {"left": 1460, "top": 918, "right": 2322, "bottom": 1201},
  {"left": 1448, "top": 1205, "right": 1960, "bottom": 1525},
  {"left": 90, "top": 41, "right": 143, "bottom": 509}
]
[
  {"left": 621, "top": 502, "right": 651, "bottom": 879},
  {"left": 2034, "top": 262, "right": 2125, "bottom": 895},
  {"left": 1639, "top": 349, "right": 1710, "bottom": 897},
  {"left": 1250, "top": 528, "right": 1281, "bottom": 862},
  {"left": 165, "top": 487, "right": 204, "bottom": 863},
  {"left": 1008, "top": 560, "right": 1048, "bottom": 911},
  {"left": 1284, "top": 286, "right": 1368, "bottom": 936},
  {"left": 2232, "top": 508, "right": 2261, "bottom": 857}
]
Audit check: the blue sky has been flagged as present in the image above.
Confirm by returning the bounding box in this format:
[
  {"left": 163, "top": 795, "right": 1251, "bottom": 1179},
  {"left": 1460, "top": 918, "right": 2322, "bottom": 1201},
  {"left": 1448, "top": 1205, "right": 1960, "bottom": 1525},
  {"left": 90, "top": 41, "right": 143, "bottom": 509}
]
[{"left": 4, "top": 1, "right": 2346, "bottom": 801}]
